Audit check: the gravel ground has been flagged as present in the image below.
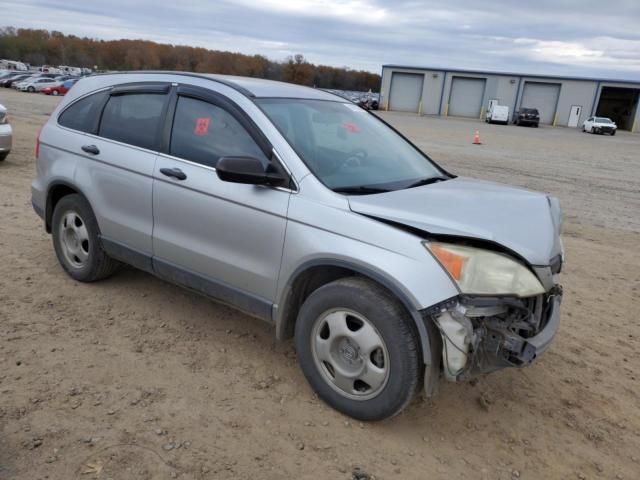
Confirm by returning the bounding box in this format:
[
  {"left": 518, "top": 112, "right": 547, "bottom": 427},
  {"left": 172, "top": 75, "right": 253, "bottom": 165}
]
[{"left": 0, "top": 88, "right": 638, "bottom": 480}]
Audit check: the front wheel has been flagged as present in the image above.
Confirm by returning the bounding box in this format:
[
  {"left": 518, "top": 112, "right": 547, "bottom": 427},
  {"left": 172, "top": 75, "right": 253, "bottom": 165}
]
[
  {"left": 611, "top": 130, "right": 616, "bottom": 136},
  {"left": 27, "top": 86, "right": 35, "bottom": 93},
  {"left": 52, "top": 90, "right": 59, "bottom": 96},
  {"left": 52, "top": 194, "right": 121, "bottom": 282},
  {"left": 0, "top": 152, "right": 8, "bottom": 162},
  {"left": 295, "top": 277, "right": 422, "bottom": 421}
]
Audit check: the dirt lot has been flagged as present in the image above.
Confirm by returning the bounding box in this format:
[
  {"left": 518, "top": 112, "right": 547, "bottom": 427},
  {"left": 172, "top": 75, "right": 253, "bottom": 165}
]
[{"left": 0, "top": 88, "right": 638, "bottom": 480}]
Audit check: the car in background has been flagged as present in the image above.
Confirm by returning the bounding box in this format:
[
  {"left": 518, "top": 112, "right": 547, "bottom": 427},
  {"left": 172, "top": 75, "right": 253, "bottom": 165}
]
[
  {"left": 1, "top": 73, "right": 33, "bottom": 88},
  {"left": 42, "top": 78, "right": 77, "bottom": 96},
  {"left": 0, "top": 104, "right": 11, "bottom": 162},
  {"left": 514, "top": 108, "right": 540, "bottom": 127},
  {"left": 19, "top": 77, "right": 57, "bottom": 92},
  {"left": 485, "top": 104, "right": 509, "bottom": 124},
  {"left": 582, "top": 116, "right": 617, "bottom": 135},
  {"left": 357, "top": 93, "right": 379, "bottom": 110}
]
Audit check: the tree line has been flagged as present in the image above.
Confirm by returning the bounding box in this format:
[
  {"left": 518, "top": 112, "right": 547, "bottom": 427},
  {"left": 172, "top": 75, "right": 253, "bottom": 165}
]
[{"left": 0, "top": 27, "right": 380, "bottom": 92}]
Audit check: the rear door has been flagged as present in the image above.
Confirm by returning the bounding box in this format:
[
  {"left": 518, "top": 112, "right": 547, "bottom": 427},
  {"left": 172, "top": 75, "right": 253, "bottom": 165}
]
[
  {"left": 73, "top": 83, "right": 171, "bottom": 266},
  {"left": 151, "top": 85, "right": 290, "bottom": 318}
]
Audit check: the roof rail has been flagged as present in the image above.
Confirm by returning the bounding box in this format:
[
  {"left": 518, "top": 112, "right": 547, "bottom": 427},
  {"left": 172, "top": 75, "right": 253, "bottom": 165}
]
[{"left": 91, "top": 70, "right": 255, "bottom": 98}]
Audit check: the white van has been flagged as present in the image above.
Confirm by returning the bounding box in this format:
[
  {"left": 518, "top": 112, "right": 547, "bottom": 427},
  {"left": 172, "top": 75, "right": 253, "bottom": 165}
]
[{"left": 486, "top": 104, "right": 510, "bottom": 124}]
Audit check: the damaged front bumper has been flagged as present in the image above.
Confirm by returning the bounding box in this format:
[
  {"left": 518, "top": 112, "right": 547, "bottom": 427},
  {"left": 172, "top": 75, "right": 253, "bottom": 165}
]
[{"left": 423, "top": 285, "right": 563, "bottom": 388}]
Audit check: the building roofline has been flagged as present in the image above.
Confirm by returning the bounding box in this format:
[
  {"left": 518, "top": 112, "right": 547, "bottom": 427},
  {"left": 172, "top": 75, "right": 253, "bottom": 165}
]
[{"left": 381, "top": 65, "right": 640, "bottom": 86}]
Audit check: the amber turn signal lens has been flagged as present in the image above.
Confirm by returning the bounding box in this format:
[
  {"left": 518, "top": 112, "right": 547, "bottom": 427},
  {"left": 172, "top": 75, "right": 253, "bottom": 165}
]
[{"left": 430, "top": 244, "right": 466, "bottom": 280}]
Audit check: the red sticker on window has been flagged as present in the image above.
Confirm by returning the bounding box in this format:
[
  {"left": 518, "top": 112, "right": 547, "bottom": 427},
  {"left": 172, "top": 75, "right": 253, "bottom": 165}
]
[
  {"left": 343, "top": 122, "right": 361, "bottom": 133},
  {"left": 194, "top": 117, "right": 211, "bottom": 136}
]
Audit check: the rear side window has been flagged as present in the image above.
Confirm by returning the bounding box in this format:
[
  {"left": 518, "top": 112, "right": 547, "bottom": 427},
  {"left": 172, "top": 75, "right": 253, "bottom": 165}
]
[
  {"left": 99, "top": 93, "right": 166, "bottom": 150},
  {"left": 169, "top": 96, "right": 267, "bottom": 168},
  {"left": 58, "top": 91, "right": 108, "bottom": 133}
]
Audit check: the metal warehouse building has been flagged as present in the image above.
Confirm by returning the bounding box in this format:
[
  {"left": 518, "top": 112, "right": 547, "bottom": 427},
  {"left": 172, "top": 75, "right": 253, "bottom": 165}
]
[{"left": 380, "top": 65, "right": 640, "bottom": 132}]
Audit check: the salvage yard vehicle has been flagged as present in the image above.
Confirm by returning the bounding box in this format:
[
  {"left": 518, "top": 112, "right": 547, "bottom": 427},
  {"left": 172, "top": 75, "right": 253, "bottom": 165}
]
[
  {"left": 0, "top": 104, "right": 12, "bottom": 161},
  {"left": 20, "top": 77, "right": 57, "bottom": 92},
  {"left": 31, "top": 72, "right": 564, "bottom": 421},
  {"left": 42, "top": 79, "right": 77, "bottom": 96},
  {"left": 485, "top": 104, "right": 509, "bottom": 124},
  {"left": 514, "top": 108, "right": 540, "bottom": 127},
  {"left": 582, "top": 116, "right": 617, "bottom": 135}
]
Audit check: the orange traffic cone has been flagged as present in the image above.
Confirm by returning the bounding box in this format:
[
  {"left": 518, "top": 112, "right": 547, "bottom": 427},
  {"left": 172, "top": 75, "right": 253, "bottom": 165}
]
[{"left": 473, "top": 129, "right": 482, "bottom": 145}]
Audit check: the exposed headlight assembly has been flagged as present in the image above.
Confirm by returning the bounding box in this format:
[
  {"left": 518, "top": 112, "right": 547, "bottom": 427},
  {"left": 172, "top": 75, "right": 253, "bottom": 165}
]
[{"left": 424, "top": 242, "right": 545, "bottom": 297}]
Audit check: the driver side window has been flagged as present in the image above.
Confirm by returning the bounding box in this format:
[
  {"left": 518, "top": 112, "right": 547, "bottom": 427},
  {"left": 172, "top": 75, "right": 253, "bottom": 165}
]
[{"left": 170, "top": 96, "right": 267, "bottom": 168}]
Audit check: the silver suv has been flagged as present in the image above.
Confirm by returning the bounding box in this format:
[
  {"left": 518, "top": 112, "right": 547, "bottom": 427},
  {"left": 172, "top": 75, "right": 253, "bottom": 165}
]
[{"left": 31, "top": 72, "right": 563, "bottom": 421}]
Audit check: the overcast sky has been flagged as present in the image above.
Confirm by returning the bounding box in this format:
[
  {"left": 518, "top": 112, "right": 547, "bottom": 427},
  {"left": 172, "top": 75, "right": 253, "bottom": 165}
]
[{"left": 3, "top": 0, "right": 640, "bottom": 79}]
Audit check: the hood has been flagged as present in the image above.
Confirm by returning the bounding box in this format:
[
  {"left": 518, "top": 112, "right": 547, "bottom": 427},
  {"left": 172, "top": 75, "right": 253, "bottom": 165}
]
[{"left": 348, "top": 177, "right": 560, "bottom": 266}]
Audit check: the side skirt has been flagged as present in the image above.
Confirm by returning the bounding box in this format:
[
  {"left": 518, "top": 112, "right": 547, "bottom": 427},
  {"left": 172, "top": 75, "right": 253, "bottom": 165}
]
[{"left": 100, "top": 236, "right": 273, "bottom": 322}]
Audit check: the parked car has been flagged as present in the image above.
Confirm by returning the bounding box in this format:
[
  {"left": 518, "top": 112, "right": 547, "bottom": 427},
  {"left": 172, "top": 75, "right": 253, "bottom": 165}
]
[
  {"left": 31, "top": 72, "right": 564, "bottom": 421},
  {"left": 485, "top": 104, "right": 509, "bottom": 124},
  {"left": 1, "top": 73, "right": 32, "bottom": 88},
  {"left": 0, "top": 104, "right": 12, "bottom": 161},
  {"left": 514, "top": 108, "right": 540, "bottom": 127},
  {"left": 357, "top": 93, "right": 379, "bottom": 111},
  {"left": 582, "top": 116, "right": 617, "bottom": 135},
  {"left": 20, "top": 77, "right": 57, "bottom": 92},
  {"left": 42, "top": 79, "right": 77, "bottom": 96}
]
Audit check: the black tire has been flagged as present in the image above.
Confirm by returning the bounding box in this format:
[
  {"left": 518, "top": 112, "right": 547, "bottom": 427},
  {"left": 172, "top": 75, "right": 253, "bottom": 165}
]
[
  {"left": 0, "top": 152, "right": 7, "bottom": 162},
  {"left": 51, "top": 194, "right": 121, "bottom": 282},
  {"left": 611, "top": 130, "right": 616, "bottom": 136},
  {"left": 27, "top": 86, "right": 35, "bottom": 93},
  {"left": 295, "top": 276, "right": 422, "bottom": 421}
]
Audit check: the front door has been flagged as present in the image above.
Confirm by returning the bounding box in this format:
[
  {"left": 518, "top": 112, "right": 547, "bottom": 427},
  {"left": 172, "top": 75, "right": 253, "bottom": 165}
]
[
  {"left": 568, "top": 105, "right": 582, "bottom": 128},
  {"left": 152, "top": 86, "right": 290, "bottom": 319}
]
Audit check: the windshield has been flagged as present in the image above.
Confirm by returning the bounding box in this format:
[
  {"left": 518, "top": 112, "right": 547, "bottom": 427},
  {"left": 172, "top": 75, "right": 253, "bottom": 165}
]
[
  {"left": 256, "top": 99, "right": 445, "bottom": 192},
  {"left": 595, "top": 117, "right": 613, "bottom": 123}
]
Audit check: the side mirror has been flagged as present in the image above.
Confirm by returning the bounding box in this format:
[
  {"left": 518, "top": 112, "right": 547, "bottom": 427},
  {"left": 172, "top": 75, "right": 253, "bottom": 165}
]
[{"left": 216, "top": 156, "right": 286, "bottom": 186}]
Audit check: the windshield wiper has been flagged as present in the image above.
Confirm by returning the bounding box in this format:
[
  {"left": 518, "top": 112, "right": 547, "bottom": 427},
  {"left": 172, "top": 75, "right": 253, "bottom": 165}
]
[
  {"left": 405, "top": 176, "right": 449, "bottom": 189},
  {"left": 333, "top": 185, "right": 391, "bottom": 195}
]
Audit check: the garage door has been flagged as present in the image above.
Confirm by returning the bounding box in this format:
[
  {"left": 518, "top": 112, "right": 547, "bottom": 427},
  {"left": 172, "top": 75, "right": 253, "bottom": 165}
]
[
  {"left": 389, "top": 73, "right": 424, "bottom": 112},
  {"left": 448, "top": 77, "right": 486, "bottom": 118},
  {"left": 521, "top": 82, "right": 561, "bottom": 124}
]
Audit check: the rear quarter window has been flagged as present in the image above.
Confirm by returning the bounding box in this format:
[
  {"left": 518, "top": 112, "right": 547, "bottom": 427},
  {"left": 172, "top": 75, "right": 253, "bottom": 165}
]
[{"left": 58, "top": 90, "right": 108, "bottom": 134}]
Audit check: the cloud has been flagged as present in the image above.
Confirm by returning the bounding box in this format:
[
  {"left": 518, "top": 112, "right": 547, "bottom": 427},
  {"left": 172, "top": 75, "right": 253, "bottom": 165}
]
[{"left": 2, "top": 0, "right": 640, "bottom": 79}]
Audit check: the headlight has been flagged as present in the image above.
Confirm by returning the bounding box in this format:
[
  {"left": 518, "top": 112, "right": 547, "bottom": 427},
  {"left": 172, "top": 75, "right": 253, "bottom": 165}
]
[{"left": 424, "top": 242, "right": 545, "bottom": 297}]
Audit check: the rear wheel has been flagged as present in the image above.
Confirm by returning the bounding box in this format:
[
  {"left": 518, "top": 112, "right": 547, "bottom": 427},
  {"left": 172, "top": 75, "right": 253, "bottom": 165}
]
[
  {"left": 0, "top": 152, "right": 7, "bottom": 161},
  {"left": 27, "top": 86, "right": 35, "bottom": 93},
  {"left": 52, "top": 194, "right": 121, "bottom": 282},
  {"left": 295, "top": 277, "right": 422, "bottom": 421},
  {"left": 52, "top": 90, "right": 59, "bottom": 96}
]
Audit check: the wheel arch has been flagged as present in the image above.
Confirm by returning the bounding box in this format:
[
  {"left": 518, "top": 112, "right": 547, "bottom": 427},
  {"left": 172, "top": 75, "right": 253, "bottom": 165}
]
[
  {"left": 274, "top": 258, "right": 439, "bottom": 370},
  {"left": 45, "top": 181, "right": 93, "bottom": 233}
]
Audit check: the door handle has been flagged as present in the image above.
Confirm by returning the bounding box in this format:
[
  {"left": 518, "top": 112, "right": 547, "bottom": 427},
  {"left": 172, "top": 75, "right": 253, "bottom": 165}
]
[
  {"left": 160, "top": 167, "right": 187, "bottom": 181},
  {"left": 81, "top": 144, "right": 100, "bottom": 155}
]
